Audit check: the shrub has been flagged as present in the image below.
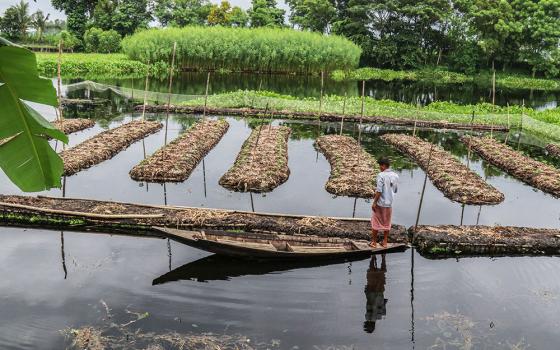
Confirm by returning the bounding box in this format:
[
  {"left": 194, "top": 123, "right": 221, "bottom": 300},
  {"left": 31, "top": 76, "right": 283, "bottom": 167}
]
[
  {"left": 121, "top": 26, "right": 361, "bottom": 73},
  {"left": 84, "top": 27, "right": 121, "bottom": 53}
]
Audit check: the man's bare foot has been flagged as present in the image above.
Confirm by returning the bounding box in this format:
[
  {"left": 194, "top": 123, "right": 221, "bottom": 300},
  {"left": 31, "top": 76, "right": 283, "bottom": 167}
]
[
  {"left": 381, "top": 241, "right": 388, "bottom": 248},
  {"left": 369, "top": 241, "right": 377, "bottom": 248}
]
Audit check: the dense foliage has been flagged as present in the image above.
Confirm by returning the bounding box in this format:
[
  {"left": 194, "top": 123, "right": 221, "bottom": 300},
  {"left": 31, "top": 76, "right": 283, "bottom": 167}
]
[
  {"left": 121, "top": 26, "right": 361, "bottom": 73},
  {"left": 36, "top": 53, "right": 150, "bottom": 78},
  {"left": 84, "top": 28, "right": 121, "bottom": 53}
]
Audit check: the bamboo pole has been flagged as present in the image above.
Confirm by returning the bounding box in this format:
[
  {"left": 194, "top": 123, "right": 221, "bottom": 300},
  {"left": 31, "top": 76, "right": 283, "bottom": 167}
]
[
  {"left": 413, "top": 98, "right": 419, "bottom": 137},
  {"left": 141, "top": 60, "right": 150, "bottom": 121},
  {"left": 317, "top": 71, "right": 324, "bottom": 138},
  {"left": 340, "top": 92, "right": 347, "bottom": 135},
  {"left": 56, "top": 40, "right": 64, "bottom": 125},
  {"left": 163, "top": 42, "right": 177, "bottom": 160},
  {"left": 414, "top": 141, "right": 435, "bottom": 230},
  {"left": 357, "top": 80, "right": 365, "bottom": 144},
  {"left": 203, "top": 71, "right": 210, "bottom": 120}
]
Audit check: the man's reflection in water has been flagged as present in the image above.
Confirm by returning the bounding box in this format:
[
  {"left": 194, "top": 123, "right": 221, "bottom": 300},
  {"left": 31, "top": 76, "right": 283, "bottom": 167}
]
[{"left": 364, "top": 254, "right": 387, "bottom": 333}]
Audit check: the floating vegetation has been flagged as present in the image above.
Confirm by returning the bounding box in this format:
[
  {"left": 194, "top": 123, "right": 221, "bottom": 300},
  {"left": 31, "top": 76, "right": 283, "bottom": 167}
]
[
  {"left": 60, "top": 98, "right": 109, "bottom": 107},
  {"left": 122, "top": 26, "right": 361, "bottom": 73},
  {"left": 414, "top": 225, "right": 560, "bottom": 257},
  {"left": 130, "top": 119, "right": 229, "bottom": 182},
  {"left": 52, "top": 118, "right": 95, "bottom": 134},
  {"left": 381, "top": 134, "right": 504, "bottom": 205},
  {"left": 0, "top": 195, "right": 409, "bottom": 242},
  {"left": 36, "top": 53, "right": 151, "bottom": 78},
  {"left": 461, "top": 136, "right": 560, "bottom": 197},
  {"left": 61, "top": 120, "right": 162, "bottom": 176},
  {"left": 546, "top": 143, "right": 560, "bottom": 159},
  {"left": 315, "top": 135, "right": 377, "bottom": 198},
  {"left": 220, "top": 126, "right": 291, "bottom": 192}
]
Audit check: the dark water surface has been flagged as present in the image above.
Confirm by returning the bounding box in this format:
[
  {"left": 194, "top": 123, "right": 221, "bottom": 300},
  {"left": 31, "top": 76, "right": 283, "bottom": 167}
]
[
  {"left": 82, "top": 72, "right": 560, "bottom": 109},
  {"left": 1, "top": 83, "right": 559, "bottom": 349},
  {"left": 1, "top": 227, "right": 560, "bottom": 349}
]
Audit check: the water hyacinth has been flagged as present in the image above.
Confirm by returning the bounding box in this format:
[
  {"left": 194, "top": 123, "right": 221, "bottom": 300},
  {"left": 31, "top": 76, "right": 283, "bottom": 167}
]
[{"left": 122, "top": 26, "right": 361, "bottom": 74}]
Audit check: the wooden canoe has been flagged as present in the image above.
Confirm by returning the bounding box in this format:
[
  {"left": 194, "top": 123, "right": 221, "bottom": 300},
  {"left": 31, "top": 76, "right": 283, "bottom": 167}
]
[{"left": 154, "top": 227, "right": 407, "bottom": 260}]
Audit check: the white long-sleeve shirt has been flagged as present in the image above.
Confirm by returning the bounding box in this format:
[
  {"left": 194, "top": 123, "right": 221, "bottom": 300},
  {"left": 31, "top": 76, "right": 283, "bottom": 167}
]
[{"left": 375, "top": 169, "right": 399, "bottom": 207}]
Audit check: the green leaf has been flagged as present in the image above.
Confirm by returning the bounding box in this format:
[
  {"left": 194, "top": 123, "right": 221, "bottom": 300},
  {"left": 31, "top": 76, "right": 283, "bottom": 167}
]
[{"left": 0, "top": 38, "right": 68, "bottom": 192}]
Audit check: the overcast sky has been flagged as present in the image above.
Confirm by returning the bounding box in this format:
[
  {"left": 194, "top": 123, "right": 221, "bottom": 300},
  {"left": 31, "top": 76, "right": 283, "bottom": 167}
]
[{"left": 0, "top": 0, "right": 288, "bottom": 20}]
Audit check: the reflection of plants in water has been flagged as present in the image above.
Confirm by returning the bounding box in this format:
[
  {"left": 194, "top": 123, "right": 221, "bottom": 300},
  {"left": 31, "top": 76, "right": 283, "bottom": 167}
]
[
  {"left": 63, "top": 301, "right": 280, "bottom": 350},
  {"left": 423, "top": 311, "right": 528, "bottom": 350}
]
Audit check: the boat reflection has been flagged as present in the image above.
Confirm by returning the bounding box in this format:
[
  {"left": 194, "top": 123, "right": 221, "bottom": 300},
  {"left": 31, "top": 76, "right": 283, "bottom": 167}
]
[
  {"left": 152, "top": 254, "right": 370, "bottom": 284},
  {"left": 364, "top": 254, "right": 387, "bottom": 334}
]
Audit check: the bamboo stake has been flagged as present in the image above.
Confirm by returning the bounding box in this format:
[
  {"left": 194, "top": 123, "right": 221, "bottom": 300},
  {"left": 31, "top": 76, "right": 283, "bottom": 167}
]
[
  {"left": 357, "top": 80, "right": 365, "bottom": 144},
  {"left": 414, "top": 141, "right": 435, "bottom": 230},
  {"left": 340, "top": 92, "right": 347, "bottom": 135},
  {"left": 203, "top": 71, "right": 210, "bottom": 120},
  {"left": 413, "top": 98, "right": 419, "bottom": 137},
  {"left": 505, "top": 102, "right": 511, "bottom": 143},
  {"left": 317, "top": 71, "right": 324, "bottom": 138},
  {"left": 466, "top": 111, "right": 475, "bottom": 168},
  {"left": 141, "top": 59, "right": 150, "bottom": 121},
  {"left": 56, "top": 38, "right": 67, "bottom": 200},
  {"left": 163, "top": 42, "right": 177, "bottom": 160}
]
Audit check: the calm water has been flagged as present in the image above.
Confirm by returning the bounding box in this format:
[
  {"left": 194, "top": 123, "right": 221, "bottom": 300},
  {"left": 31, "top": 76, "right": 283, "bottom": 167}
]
[
  {"left": 1, "top": 227, "right": 560, "bottom": 349},
  {"left": 1, "top": 81, "right": 559, "bottom": 349},
  {"left": 77, "top": 72, "right": 560, "bottom": 109}
]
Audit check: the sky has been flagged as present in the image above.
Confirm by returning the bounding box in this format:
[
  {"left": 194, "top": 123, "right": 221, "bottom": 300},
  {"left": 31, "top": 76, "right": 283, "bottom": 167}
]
[{"left": 0, "top": 0, "right": 288, "bottom": 20}]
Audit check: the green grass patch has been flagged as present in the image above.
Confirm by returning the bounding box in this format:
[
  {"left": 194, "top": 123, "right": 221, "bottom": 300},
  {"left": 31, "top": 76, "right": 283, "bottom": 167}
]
[
  {"left": 333, "top": 67, "right": 560, "bottom": 91},
  {"left": 36, "top": 53, "right": 164, "bottom": 79},
  {"left": 180, "top": 90, "right": 560, "bottom": 141}
]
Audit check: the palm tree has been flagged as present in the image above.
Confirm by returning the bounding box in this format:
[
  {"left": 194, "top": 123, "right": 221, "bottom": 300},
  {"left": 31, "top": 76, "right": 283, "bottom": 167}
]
[
  {"left": 32, "top": 10, "right": 50, "bottom": 41},
  {"left": 13, "top": 0, "right": 31, "bottom": 40}
]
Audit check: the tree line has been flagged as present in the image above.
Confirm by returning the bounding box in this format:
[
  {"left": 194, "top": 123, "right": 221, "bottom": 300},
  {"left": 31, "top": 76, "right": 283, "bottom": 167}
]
[{"left": 2, "top": 0, "right": 560, "bottom": 77}]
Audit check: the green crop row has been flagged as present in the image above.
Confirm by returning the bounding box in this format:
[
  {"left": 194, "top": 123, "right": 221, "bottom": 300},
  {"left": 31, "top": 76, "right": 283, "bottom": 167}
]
[
  {"left": 121, "top": 26, "right": 361, "bottom": 74},
  {"left": 179, "top": 90, "right": 560, "bottom": 141},
  {"left": 333, "top": 67, "right": 560, "bottom": 91}
]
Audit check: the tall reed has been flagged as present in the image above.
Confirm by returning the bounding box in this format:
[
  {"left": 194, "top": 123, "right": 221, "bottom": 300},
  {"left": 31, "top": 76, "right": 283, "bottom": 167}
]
[{"left": 122, "top": 26, "right": 361, "bottom": 74}]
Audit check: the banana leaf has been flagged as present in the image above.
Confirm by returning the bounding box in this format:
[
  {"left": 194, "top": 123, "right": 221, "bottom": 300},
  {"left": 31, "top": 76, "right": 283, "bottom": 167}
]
[{"left": 0, "top": 38, "right": 68, "bottom": 192}]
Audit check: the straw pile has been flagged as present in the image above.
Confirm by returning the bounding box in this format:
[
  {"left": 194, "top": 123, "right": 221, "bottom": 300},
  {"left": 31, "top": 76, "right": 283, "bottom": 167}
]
[
  {"left": 316, "top": 135, "right": 377, "bottom": 198},
  {"left": 61, "top": 120, "right": 162, "bottom": 176},
  {"left": 220, "top": 126, "right": 291, "bottom": 192},
  {"left": 462, "top": 136, "right": 560, "bottom": 197},
  {"left": 414, "top": 225, "right": 560, "bottom": 257},
  {"left": 52, "top": 118, "right": 95, "bottom": 134},
  {"left": 130, "top": 119, "right": 229, "bottom": 182},
  {"left": 546, "top": 143, "right": 560, "bottom": 159},
  {"left": 382, "top": 134, "right": 504, "bottom": 205}
]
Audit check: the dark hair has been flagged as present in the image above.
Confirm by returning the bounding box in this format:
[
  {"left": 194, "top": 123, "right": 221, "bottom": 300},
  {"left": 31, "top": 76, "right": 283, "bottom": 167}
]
[{"left": 377, "top": 157, "right": 391, "bottom": 167}]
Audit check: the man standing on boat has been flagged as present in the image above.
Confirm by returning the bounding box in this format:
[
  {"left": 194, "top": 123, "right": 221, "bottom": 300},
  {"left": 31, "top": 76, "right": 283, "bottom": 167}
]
[{"left": 370, "top": 158, "right": 399, "bottom": 248}]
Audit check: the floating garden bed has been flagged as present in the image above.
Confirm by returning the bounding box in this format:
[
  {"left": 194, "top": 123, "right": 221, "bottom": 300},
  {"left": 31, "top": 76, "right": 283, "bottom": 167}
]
[
  {"left": 546, "top": 143, "right": 560, "bottom": 158},
  {"left": 381, "top": 134, "right": 504, "bottom": 205},
  {"left": 130, "top": 119, "right": 229, "bottom": 182},
  {"left": 0, "top": 195, "right": 408, "bottom": 242},
  {"left": 461, "top": 136, "right": 560, "bottom": 197},
  {"left": 52, "top": 118, "right": 95, "bottom": 134},
  {"left": 61, "top": 120, "right": 162, "bottom": 176},
  {"left": 60, "top": 98, "right": 109, "bottom": 106},
  {"left": 136, "top": 104, "right": 507, "bottom": 132},
  {"left": 315, "top": 135, "right": 377, "bottom": 198},
  {"left": 413, "top": 225, "right": 560, "bottom": 257},
  {"left": 219, "top": 126, "right": 291, "bottom": 192}
]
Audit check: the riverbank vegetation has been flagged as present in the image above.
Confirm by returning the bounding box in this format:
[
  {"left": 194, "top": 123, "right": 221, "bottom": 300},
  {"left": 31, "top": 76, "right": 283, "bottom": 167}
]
[
  {"left": 333, "top": 68, "right": 560, "bottom": 91},
  {"left": 176, "top": 90, "right": 560, "bottom": 141},
  {"left": 122, "top": 26, "right": 361, "bottom": 73}
]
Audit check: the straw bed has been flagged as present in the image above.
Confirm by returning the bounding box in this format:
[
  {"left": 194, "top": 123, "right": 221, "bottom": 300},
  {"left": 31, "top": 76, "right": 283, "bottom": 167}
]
[
  {"left": 546, "top": 143, "right": 560, "bottom": 159},
  {"left": 52, "top": 118, "right": 95, "bottom": 134},
  {"left": 61, "top": 120, "right": 162, "bottom": 176},
  {"left": 130, "top": 119, "right": 229, "bottom": 182},
  {"left": 414, "top": 225, "right": 560, "bottom": 257},
  {"left": 461, "top": 136, "right": 560, "bottom": 197},
  {"left": 382, "top": 134, "right": 504, "bottom": 205},
  {"left": 316, "top": 135, "right": 377, "bottom": 198},
  {"left": 220, "top": 126, "right": 291, "bottom": 192}
]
